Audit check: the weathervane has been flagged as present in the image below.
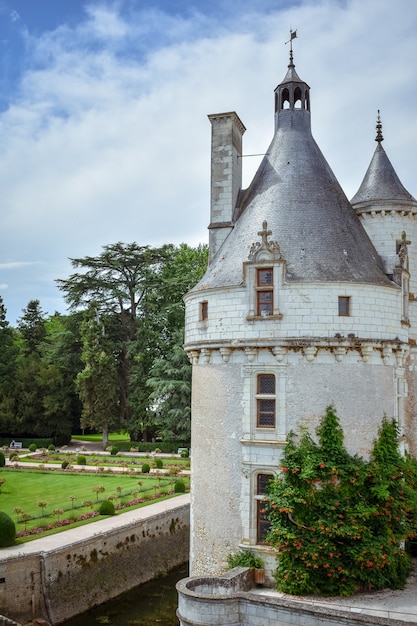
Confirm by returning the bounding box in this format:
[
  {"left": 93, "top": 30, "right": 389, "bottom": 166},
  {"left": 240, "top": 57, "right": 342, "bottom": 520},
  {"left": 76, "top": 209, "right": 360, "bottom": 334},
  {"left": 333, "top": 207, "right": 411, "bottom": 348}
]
[{"left": 285, "top": 29, "right": 297, "bottom": 64}]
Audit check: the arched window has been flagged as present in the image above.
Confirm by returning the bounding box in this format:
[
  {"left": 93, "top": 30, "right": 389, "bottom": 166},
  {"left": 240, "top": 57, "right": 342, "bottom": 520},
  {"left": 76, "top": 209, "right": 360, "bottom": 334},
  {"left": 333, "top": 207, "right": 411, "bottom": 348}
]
[
  {"left": 294, "top": 86, "right": 302, "bottom": 108},
  {"left": 281, "top": 88, "right": 290, "bottom": 109}
]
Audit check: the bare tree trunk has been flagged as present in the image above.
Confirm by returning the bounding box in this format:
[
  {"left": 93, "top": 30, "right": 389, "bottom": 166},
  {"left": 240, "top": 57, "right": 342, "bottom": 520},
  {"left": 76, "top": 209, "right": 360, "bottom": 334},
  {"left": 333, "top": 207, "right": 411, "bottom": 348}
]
[{"left": 102, "top": 423, "right": 109, "bottom": 449}]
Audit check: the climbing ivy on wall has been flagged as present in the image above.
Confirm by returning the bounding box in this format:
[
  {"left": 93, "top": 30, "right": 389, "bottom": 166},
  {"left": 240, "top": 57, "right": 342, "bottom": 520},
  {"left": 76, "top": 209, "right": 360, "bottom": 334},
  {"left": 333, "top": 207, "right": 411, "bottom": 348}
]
[{"left": 266, "top": 406, "right": 417, "bottom": 597}]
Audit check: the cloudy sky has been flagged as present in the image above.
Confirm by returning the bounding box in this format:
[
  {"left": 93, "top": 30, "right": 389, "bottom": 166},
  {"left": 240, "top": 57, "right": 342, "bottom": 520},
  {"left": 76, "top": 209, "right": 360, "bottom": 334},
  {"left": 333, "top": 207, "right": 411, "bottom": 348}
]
[{"left": 0, "top": 0, "right": 417, "bottom": 325}]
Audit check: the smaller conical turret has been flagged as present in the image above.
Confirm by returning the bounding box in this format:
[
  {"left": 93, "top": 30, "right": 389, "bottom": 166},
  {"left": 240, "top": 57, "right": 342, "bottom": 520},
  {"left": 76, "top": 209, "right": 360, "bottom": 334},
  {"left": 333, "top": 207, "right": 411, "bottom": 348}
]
[{"left": 351, "top": 111, "right": 416, "bottom": 207}]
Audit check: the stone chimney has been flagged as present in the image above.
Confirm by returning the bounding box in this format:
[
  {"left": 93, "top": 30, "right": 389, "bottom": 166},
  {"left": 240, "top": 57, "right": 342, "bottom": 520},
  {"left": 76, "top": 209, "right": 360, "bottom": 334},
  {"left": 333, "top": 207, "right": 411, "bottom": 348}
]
[{"left": 207, "top": 112, "right": 246, "bottom": 263}]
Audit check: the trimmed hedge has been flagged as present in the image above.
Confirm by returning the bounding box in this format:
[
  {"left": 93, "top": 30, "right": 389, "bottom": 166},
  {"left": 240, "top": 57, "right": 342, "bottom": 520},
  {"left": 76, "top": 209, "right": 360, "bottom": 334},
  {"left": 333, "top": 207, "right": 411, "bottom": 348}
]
[
  {"left": 98, "top": 500, "right": 115, "bottom": 516},
  {"left": 0, "top": 437, "right": 55, "bottom": 449},
  {"left": 0, "top": 512, "right": 16, "bottom": 547},
  {"left": 115, "top": 441, "right": 190, "bottom": 453},
  {"left": 174, "top": 479, "right": 186, "bottom": 493}
]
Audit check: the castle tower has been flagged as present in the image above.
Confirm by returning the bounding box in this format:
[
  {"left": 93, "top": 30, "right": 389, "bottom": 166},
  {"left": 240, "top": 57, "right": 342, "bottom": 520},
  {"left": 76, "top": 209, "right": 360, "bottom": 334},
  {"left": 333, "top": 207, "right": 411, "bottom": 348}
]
[
  {"left": 184, "top": 49, "right": 412, "bottom": 580},
  {"left": 351, "top": 112, "right": 417, "bottom": 451}
]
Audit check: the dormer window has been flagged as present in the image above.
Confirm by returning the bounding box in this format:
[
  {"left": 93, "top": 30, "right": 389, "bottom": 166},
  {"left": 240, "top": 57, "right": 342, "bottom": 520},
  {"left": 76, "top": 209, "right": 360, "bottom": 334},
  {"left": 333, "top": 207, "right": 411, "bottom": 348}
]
[
  {"left": 246, "top": 221, "right": 284, "bottom": 321},
  {"left": 256, "top": 268, "right": 273, "bottom": 316}
]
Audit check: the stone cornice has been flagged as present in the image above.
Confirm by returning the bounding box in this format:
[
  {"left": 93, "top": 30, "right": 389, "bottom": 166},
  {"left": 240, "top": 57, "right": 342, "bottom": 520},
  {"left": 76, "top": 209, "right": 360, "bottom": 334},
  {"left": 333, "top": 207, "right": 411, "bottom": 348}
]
[
  {"left": 355, "top": 201, "right": 417, "bottom": 217},
  {"left": 185, "top": 337, "right": 409, "bottom": 366}
]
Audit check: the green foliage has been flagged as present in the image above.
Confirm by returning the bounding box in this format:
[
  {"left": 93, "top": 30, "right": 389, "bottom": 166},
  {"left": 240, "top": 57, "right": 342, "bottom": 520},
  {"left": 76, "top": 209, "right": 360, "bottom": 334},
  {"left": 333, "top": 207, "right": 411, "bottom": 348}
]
[
  {"left": 0, "top": 297, "right": 18, "bottom": 434},
  {"left": 48, "top": 444, "right": 55, "bottom": 451},
  {"left": 61, "top": 460, "right": 69, "bottom": 469},
  {"left": 174, "top": 479, "right": 186, "bottom": 493},
  {"left": 98, "top": 500, "right": 115, "bottom": 516},
  {"left": 76, "top": 306, "right": 121, "bottom": 447},
  {"left": 28, "top": 444, "right": 37, "bottom": 453},
  {"left": 0, "top": 511, "right": 16, "bottom": 547},
  {"left": 155, "top": 458, "right": 163, "bottom": 469},
  {"left": 77, "top": 455, "right": 87, "bottom": 465},
  {"left": 17, "top": 299, "right": 46, "bottom": 355},
  {"left": 227, "top": 550, "right": 264, "bottom": 569},
  {"left": 110, "top": 446, "right": 119, "bottom": 456},
  {"left": 180, "top": 449, "right": 189, "bottom": 458},
  {"left": 147, "top": 330, "right": 192, "bottom": 441},
  {"left": 9, "top": 453, "right": 19, "bottom": 462},
  {"left": 266, "top": 406, "right": 415, "bottom": 596},
  {"left": 0, "top": 452, "right": 5, "bottom": 468},
  {"left": 141, "top": 463, "right": 151, "bottom": 474}
]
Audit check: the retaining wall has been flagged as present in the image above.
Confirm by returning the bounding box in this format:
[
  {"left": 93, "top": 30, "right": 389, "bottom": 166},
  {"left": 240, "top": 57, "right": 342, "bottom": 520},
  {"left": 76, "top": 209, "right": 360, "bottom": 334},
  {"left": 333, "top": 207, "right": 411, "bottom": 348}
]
[{"left": 0, "top": 497, "right": 190, "bottom": 625}]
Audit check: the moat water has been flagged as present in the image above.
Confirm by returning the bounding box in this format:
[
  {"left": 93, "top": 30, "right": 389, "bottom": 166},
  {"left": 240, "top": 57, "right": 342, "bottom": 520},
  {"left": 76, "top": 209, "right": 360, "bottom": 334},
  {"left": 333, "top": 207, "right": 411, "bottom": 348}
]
[{"left": 60, "top": 563, "right": 188, "bottom": 626}]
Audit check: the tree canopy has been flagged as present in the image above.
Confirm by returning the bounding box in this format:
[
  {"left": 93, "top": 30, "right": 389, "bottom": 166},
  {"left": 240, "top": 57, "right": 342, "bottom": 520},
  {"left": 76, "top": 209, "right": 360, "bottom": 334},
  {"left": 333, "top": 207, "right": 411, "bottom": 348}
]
[{"left": 0, "top": 241, "right": 207, "bottom": 445}]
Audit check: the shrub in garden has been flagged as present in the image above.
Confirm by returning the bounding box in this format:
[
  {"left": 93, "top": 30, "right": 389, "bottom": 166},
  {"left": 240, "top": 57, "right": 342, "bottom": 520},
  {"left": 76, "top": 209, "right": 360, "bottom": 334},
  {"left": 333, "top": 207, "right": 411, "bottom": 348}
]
[
  {"left": 227, "top": 550, "right": 264, "bottom": 569},
  {"left": 98, "top": 500, "right": 115, "bottom": 516},
  {"left": 174, "top": 479, "right": 186, "bottom": 493},
  {"left": 266, "top": 406, "right": 417, "bottom": 597},
  {"left": 28, "top": 444, "right": 36, "bottom": 452},
  {"left": 141, "top": 463, "right": 150, "bottom": 474},
  {"left": 155, "top": 458, "right": 163, "bottom": 469},
  {"left": 9, "top": 452, "right": 19, "bottom": 462},
  {"left": 110, "top": 446, "right": 119, "bottom": 456},
  {"left": 48, "top": 444, "right": 55, "bottom": 451},
  {"left": 61, "top": 460, "right": 69, "bottom": 469},
  {"left": 77, "top": 455, "right": 87, "bottom": 465},
  {"left": 0, "top": 511, "right": 16, "bottom": 546},
  {"left": 180, "top": 449, "right": 189, "bottom": 458},
  {"left": 0, "top": 452, "right": 5, "bottom": 467}
]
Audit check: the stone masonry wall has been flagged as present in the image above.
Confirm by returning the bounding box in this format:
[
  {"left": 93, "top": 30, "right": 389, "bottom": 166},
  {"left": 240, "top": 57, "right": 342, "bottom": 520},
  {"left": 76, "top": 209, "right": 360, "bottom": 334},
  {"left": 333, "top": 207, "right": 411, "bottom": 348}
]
[{"left": 0, "top": 497, "right": 190, "bottom": 625}]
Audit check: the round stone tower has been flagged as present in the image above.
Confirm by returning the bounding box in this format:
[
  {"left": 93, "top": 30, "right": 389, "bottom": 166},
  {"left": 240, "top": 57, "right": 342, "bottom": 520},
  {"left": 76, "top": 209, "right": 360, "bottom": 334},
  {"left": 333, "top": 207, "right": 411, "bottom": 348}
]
[{"left": 184, "top": 49, "right": 412, "bottom": 579}]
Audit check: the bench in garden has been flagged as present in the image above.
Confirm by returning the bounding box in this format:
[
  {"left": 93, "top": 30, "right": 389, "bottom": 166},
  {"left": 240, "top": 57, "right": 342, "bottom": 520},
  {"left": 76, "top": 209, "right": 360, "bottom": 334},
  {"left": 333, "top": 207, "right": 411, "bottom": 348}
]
[{"left": 10, "top": 442, "right": 22, "bottom": 449}]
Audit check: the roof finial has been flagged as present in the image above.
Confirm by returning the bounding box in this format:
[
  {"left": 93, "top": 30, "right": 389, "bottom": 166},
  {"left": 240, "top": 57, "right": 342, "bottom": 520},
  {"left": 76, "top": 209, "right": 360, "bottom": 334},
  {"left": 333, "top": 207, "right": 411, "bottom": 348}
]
[
  {"left": 375, "top": 109, "right": 384, "bottom": 143},
  {"left": 285, "top": 29, "right": 297, "bottom": 66}
]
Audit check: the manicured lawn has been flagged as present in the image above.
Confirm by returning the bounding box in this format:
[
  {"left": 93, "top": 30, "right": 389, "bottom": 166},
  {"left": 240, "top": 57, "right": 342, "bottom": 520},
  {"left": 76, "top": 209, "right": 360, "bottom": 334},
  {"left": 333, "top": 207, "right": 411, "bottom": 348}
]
[
  {"left": 0, "top": 468, "right": 189, "bottom": 542},
  {"left": 71, "top": 432, "right": 130, "bottom": 443}
]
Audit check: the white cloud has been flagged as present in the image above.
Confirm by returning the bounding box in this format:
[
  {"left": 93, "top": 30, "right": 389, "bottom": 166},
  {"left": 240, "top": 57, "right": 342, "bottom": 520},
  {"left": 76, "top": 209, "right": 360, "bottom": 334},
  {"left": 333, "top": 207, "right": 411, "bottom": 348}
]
[
  {"left": 1, "top": 0, "right": 417, "bottom": 323},
  {"left": 0, "top": 262, "right": 41, "bottom": 269}
]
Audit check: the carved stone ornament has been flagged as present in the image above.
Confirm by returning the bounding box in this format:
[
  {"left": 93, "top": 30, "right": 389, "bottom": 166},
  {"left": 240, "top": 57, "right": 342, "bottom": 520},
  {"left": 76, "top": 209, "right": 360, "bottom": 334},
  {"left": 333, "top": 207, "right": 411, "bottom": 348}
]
[
  {"left": 396, "top": 231, "right": 411, "bottom": 270},
  {"left": 249, "top": 221, "right": 281, "bottom": 261}
]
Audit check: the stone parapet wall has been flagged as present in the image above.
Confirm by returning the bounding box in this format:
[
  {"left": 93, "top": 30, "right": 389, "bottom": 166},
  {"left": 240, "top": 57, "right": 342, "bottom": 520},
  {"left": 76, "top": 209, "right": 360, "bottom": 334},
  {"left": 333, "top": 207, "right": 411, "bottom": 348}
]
[
  {"left": 0, "top": 497, "right": 190, "bottom": 625},
  {"left": 177, "top": 568, "right": 410, "bottom": 626}
]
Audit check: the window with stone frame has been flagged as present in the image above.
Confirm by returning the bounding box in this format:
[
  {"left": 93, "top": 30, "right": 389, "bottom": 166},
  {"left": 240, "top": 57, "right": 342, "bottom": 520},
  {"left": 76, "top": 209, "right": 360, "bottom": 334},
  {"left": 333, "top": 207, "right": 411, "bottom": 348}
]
[
  {"left": 256, "top": 267, "right": 273, "bottom": 317},
  {"left": 256, "top": 473, "right": 272, "bottom": 544},
  {"left": 200, "top": 300, "right": 208, "bottom": 321},
  {"left": 256, "top": 373, "right": 276, "bottom": 428},
  {"left": 338, "top": 296, "right": 350, "bottom": 316}
]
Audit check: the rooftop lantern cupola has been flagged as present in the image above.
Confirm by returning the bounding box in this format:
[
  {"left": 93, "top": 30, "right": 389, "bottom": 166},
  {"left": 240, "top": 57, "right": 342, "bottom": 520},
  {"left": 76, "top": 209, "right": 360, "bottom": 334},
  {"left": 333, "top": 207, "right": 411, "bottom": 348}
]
[{"left": 274, "top": 30, "right": 310, "bottom": 132}]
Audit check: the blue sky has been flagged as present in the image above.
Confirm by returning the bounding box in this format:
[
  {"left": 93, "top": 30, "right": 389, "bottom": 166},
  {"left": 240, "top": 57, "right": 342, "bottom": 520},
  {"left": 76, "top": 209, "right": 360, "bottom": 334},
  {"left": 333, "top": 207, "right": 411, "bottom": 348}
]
[{"left": 1, "top": 0, "right": 417, "bottom": 324}]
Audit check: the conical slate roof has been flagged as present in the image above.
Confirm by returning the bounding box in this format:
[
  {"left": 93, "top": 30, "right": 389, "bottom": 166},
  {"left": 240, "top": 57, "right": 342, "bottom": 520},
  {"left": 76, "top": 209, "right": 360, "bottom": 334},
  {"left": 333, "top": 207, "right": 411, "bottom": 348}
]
[
  {"left": 194, "top": 61, "right": 391, "bottom": 292},
  {"left": 351, "top": 142, "right": 416, "bottom": 205}
]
